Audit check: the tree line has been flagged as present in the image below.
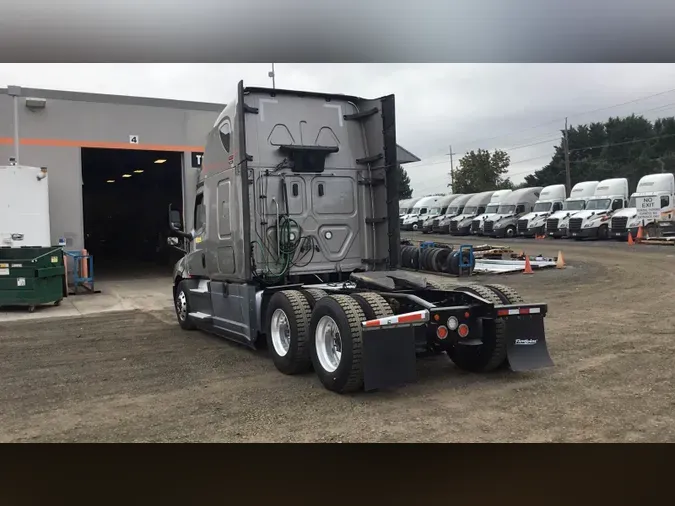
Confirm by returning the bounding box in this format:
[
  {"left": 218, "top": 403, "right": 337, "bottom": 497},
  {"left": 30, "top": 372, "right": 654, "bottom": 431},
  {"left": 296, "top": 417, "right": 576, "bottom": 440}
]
[{"left": 398, "top": 113, "right": 675, "bottom": 199}]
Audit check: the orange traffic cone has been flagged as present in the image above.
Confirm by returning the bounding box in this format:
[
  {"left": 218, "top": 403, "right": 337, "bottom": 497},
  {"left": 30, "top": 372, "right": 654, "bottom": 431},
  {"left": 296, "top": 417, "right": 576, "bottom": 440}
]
[
  {"left": 628, "top": 232, "right": 635, "bottom": 245},
  {"left": 636, "top": 226, "right": 644, "bottom": 242},
  {"left": 523, "top": 254, "right": 534, "bottom": 274},
  {"left": 556, "top": 250, "right": 565, "bottom": 269}
]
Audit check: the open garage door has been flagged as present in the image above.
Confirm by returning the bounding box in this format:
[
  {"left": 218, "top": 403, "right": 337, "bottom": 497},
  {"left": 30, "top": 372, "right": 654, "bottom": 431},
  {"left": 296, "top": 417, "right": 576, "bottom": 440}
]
[{"left": 81, "top": 148, "right": 184, "bottom": 280}]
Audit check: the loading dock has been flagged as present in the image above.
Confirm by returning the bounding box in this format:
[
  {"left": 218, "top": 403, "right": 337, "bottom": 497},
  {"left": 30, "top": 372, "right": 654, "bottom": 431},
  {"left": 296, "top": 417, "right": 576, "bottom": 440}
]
[{"left": 1, "top": 85, "right": 420, "bottom": 282}]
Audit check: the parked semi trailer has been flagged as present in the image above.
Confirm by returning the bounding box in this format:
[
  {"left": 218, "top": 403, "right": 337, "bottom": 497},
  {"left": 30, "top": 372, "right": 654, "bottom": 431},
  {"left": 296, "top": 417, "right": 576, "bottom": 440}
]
[{"left": 168, "top": 82, "right": 553, "bottom": 394}]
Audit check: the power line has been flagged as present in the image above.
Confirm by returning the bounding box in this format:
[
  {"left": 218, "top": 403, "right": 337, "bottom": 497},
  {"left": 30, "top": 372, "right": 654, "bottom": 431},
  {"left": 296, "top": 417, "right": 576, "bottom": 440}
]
[
  {"left": 445, "top": 85, "right": 675, "bottom": 151},
  {"left": 569, "top": 132, "right": 675, "bottom": 153}
]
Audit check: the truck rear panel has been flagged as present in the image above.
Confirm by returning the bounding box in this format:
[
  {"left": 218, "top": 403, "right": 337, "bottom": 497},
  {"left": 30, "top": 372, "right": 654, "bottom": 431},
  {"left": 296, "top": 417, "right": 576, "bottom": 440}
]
[{"left": 241, "top": 86, "right": 399, "bottom": 281}]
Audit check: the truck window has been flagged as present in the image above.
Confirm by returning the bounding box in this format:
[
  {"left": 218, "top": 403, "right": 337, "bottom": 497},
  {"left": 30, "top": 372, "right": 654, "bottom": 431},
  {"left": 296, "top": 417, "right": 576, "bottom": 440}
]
[
  {"left": 552, "top": 202, "right": 563, "bottom": 212},
  {"left": 662, "top": 196, "right": 670, "bottom": 208},
  {"left": 419, "top": 207, "right": 428, "bottom": 214},
  {"left": 219, "top": 120, "right": 231, "bottom": 152},
  {"left": 516, "top": 204, "right": 525, "bottom": 214},
  {"left": 194, "top": 192, "right": 206, "bottom": 232},
  {"left": 611, "top": 199, "right": 623, "bottom": 211}
]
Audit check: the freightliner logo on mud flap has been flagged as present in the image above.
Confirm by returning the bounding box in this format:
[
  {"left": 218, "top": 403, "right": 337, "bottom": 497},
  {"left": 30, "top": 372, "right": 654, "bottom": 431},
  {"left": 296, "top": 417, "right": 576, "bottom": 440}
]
[{"left": 515, "top": 339, "right": 538, "bottom": 345}]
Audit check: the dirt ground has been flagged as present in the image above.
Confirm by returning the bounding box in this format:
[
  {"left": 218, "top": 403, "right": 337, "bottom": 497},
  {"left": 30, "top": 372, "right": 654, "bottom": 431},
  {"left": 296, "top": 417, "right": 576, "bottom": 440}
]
[{"left": 1, "top": 234, "right": 675, "bottom": 442}]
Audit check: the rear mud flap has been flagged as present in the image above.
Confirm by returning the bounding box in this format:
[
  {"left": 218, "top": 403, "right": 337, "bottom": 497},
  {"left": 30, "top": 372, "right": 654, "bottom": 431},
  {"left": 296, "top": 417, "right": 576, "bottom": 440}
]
[
  {"left": 504, "top": 315, "right": 554, "bottom": 371},
  {"left": 362, "top": 325, "right": 418, "bottom": 392}
]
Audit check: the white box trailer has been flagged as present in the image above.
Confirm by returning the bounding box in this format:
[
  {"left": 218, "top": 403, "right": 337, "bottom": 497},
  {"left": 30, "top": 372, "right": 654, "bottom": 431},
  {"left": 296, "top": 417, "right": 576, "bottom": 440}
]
[{"left": 0, "top": 164, "right": 51, "bottom": 248}]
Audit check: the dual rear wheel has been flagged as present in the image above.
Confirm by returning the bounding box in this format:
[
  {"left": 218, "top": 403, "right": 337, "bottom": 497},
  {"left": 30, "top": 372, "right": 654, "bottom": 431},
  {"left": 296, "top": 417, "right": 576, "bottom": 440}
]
[
  {"left": 264, "top": 283, "right": 526, "bottom": 392},
  {"left": 265, "top": 290, "right": 393, "bottom": 393}
]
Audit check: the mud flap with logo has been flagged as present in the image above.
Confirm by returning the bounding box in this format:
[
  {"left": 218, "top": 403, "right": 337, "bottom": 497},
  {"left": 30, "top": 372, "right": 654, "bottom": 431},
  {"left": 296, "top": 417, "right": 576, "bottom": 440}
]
[
  {"left": 361, "top": 325, "right": 418, "bottom": 392},
  {"left": 504, "top": 315, "right": 554, "bottom": 371}
]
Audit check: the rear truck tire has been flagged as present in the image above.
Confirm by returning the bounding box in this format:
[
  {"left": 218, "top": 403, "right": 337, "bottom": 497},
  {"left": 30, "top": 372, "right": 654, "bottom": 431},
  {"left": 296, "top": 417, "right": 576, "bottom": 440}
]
[
  {"left": 483, "top": 284, "right": 525, "bottom": 304},
  {"left": 174, "top": 280, "right": 197, "bottom": 330},
  {"left": 309, "top": 294, "right": 367, "bottom": 394},
  {"left": 54, "top": 300, "right": 61, "bottom": 306},
  {"left": 425, "top": 279, "right": 454, "bottom": 291},
  {"left": 447, "top": 285, "right": 508, "bottom": 373},
  {"left": 28, "top": 305, "right": 36, "bottom": 313},
  {"left": 266, "top": 290, "right": 313, "bottom": 375},
  {"left": 301, "top": 288, "right": 328, "bottom": 309},
  {"left": 504, "top": 225, "right": 516, "bottom": 238},
  {"left": 598, "top": 224, "right": 609, "bottom": 240},
  {"left": 349, "top": 292, "right": 394, "bottom": 320}
]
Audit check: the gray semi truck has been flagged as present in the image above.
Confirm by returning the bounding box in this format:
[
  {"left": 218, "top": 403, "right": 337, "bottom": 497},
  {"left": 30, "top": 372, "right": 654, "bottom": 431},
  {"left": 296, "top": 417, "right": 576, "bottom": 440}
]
[{"left": 167, "top": 81, "right": 553, "bottom": 394}]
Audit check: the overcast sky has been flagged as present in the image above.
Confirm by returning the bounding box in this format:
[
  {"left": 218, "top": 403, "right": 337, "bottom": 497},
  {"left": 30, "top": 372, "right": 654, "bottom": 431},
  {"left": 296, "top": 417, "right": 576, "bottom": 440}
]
[{"left": 3, "top": 63, "right": 675, "bottom": 196}]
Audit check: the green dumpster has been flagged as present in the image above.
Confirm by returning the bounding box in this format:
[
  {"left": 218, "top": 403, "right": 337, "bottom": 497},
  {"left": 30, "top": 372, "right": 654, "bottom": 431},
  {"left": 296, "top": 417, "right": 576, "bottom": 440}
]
[{"left": 0, "top": 247, "right": 65, "bottom": 312}]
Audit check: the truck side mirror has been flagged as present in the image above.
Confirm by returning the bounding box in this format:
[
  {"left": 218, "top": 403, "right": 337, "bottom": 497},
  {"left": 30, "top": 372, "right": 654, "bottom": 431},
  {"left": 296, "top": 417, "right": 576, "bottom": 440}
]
[
  {"left": 169, "top": 209, "right": 182, "bottom": 230},
  {"left": 168, "top": 204, "right": 193, "bottom": 240}
]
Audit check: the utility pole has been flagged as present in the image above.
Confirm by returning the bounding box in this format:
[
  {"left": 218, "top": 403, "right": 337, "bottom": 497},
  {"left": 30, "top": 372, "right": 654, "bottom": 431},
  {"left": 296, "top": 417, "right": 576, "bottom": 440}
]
[
  {"left": 563, "top": 117, "right": 572, "bottom": 195},
  {"left": 268, "top": 63, "right": 276, "bottom": 89},
  {"left": 448, "top": 145, "right": 456, "bottom": 192}
]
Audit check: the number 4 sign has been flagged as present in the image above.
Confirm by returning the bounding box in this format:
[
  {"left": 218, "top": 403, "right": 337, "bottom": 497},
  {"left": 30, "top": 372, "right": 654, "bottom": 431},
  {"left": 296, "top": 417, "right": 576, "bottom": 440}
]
[{"left": 129, "top": 135, "right": 139, "bottom": 144}]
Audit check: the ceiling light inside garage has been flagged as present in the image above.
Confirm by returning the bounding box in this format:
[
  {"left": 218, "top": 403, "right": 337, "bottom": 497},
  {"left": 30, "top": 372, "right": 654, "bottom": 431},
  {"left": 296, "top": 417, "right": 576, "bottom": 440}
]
[
  {"left": 106, "top": 179, "right": 115, "bottom": 183},
  {"left": 133, "top": 169, "right": 144, "bottom": 174},
  {"left": 122, "top": 174, "right": 132, "bottom": 178},
  {"left": 154, "top": 159, "right": 166, "bottom": 164}
]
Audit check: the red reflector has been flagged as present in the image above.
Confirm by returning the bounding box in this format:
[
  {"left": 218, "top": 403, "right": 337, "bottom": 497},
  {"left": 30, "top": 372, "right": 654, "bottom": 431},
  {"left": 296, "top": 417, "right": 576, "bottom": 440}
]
[
  {"left": 519, "top": 308, "right": 530, "bottom": 315},
  {"left": 364, "top": 320, "right": 380, "bottom": 328},
  {"left": 457, "top": 324, "right": 469, "bottom": 338},
  {"left": 497, "top": 309, "right": 509, "bottom": 317},
  {"left": 436, "top": 326, "right": 448, "bottom": 340},
  {"left": 464, "top": 311, "right": 470, "bottom": 318},
  {"left": 399, "top": 313, "right": 424, "bottom": 324}
]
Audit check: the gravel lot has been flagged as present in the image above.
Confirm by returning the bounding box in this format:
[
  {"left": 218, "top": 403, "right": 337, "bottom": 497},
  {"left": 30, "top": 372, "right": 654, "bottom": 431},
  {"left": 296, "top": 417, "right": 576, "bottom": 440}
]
[{"left": 1, "top": 234, "right": 674, "bottom": 442}]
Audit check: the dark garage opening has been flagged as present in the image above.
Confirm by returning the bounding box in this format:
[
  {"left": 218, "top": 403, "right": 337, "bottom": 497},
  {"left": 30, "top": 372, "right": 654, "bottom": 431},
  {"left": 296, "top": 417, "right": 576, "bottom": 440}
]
[{"left": 81, "top": 148, "right": 183, "bottom": 279}]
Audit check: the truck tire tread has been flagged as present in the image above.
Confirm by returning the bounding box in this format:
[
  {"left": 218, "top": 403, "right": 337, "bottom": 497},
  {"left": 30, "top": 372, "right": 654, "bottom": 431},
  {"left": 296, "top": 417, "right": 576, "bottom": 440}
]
[
  {"left": 309, "top": 294, "right": 366, "bottom": 393},
  {"left": 350, "top": 292, "right": 394, "bottom": 320},
  {"left": 448, "top": 285, "right": 508, "bottom": 372},
  {"left": 301, "top": 288, "right": 328, "bottom": 309},
  {"left": 266, "top": 290, "right": 313, "bottom": 375},
  {"left": 483, "top": 284, "right": 525, "bottom": 304}
]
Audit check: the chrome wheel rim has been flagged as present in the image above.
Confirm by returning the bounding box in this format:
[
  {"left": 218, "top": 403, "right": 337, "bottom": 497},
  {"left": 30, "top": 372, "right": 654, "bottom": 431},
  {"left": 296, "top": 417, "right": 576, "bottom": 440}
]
[
  {"left": 176, "top": 291, "right": 188, "bottom": 321},
  {"left": 270, "top": 309, "right": 291, "bottom": 357},
  {"left": 315, "top": 315, "right": 342, "bottom": 373}
]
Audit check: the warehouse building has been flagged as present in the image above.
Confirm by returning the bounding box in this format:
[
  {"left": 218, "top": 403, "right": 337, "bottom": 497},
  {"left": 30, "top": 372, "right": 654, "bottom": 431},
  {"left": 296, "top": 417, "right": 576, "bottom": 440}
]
[{"left": 0, "top": 85, "right": 419, "bottom": 276}]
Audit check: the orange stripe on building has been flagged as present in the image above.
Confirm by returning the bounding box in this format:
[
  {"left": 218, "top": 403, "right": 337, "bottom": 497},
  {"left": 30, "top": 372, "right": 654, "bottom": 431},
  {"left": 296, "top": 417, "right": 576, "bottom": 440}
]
[{"left": 0, "top": 137, "right": 204, "bottom": 152}]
